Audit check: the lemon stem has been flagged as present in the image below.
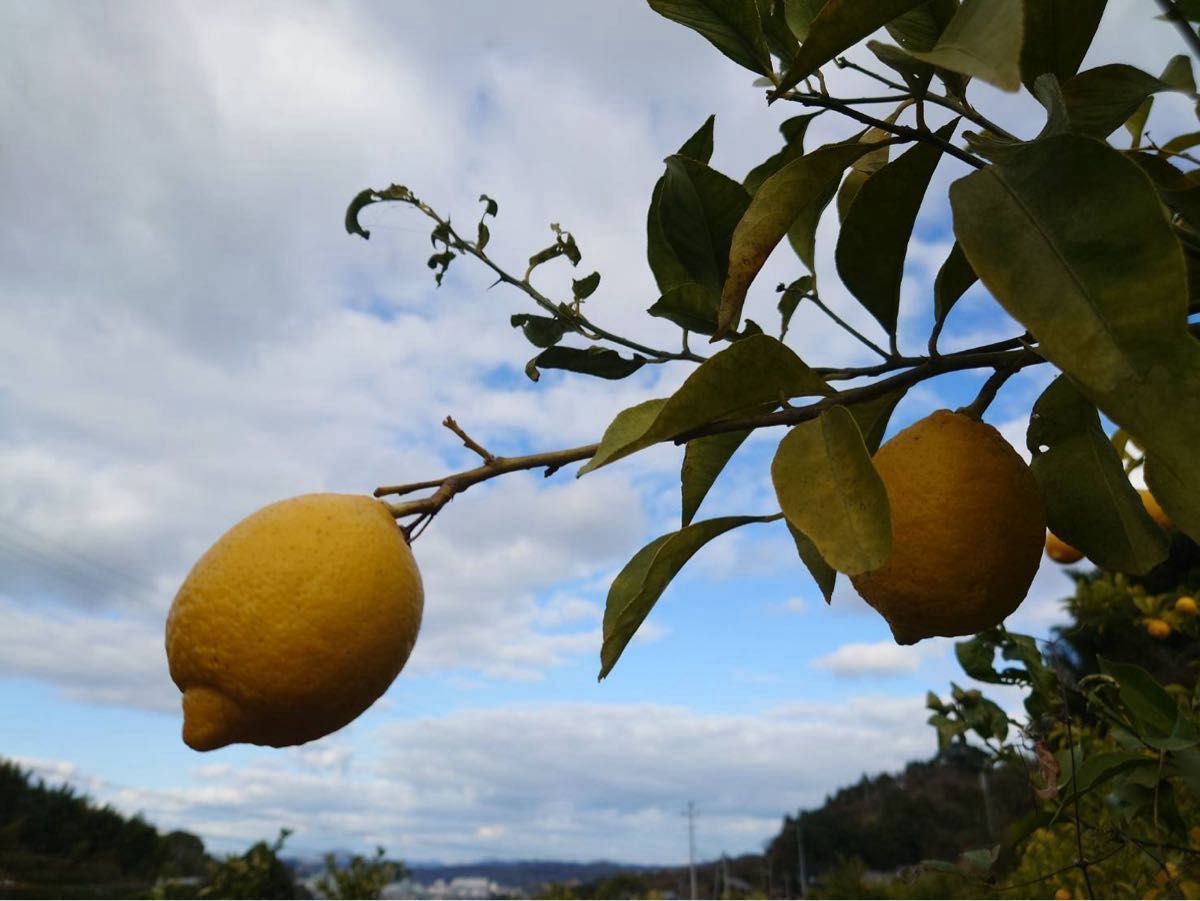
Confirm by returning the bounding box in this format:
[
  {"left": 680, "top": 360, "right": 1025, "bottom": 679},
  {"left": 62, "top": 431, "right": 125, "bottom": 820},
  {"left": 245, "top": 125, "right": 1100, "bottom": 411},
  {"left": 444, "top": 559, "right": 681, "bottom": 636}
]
[{"left": 957, "top": 365, "right": 1018, "bottom": 421}]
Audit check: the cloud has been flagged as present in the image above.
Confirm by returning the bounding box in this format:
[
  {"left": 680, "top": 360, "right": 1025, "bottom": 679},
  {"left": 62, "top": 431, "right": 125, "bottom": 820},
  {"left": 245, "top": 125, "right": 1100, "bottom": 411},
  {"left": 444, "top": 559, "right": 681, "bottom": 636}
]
[
  {"left": 810, "top": 640, "right": 941, "bottom": 679},
  {"left": 20, "top": 696, "right": 938, "bottom": 863}
]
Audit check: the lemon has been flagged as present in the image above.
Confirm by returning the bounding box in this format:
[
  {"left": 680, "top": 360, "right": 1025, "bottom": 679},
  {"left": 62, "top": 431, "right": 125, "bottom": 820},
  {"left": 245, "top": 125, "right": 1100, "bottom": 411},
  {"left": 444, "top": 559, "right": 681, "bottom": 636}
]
[
  {"left": 1045, "top": 531, "right": 1084, "bottom": 565},
  {"left": 1145, "top": 617, "right": 1171, "bottom": 639},
  {"left": 1176, "top": 596, "right": 1198, "bottom": 617},
  {"left": 850, "top": 410, "right": 1045, "bottom": 644},
  {"left": 165, "top": 493, "right": 423, "bottom": 751}
]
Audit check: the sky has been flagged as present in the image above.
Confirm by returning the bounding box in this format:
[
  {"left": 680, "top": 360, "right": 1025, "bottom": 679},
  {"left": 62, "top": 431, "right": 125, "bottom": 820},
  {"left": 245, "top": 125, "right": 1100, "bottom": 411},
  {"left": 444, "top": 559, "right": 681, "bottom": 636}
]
[{"left": 0, "top": 0, "right": 1189, "bottom": 868}]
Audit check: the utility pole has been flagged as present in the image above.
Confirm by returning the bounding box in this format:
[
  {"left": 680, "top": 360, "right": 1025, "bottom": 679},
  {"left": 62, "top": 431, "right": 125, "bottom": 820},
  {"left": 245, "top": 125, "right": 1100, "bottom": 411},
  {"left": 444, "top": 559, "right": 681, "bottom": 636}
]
[
  {"left": 684, "top": 801, "right": 698, "bottom": 900},
  {"left": 796, "top": 816, "right": 808, "bottom": 899},
  {"left": 721, "top": 853, "right": 729, "bottom": 899}
]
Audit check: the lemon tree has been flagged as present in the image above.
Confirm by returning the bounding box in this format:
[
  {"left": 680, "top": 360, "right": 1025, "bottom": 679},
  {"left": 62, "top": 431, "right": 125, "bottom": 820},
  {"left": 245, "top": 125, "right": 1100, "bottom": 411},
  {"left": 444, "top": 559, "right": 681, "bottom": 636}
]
[{"left": 168, "top": 7, "right": 1200, "bottom": 888}]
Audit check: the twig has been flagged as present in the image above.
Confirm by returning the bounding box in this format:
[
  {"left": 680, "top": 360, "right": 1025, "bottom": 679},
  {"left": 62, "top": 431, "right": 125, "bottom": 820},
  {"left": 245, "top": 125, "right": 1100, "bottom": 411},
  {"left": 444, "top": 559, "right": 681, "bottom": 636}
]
[
  {"left": 443, "top": 416, "right": 495, "bottom": 464},
  {"left": 779, "top": 91, "right": 985, "bottom": 169},
  {"left": 1054, "top": 647, "right": 1097, "bottom": 901},
  {"left": 1155, "top": 0, "right": 1200, "bottom": 62},
  {"left": 806, "top": 291, "right": 890, "bottom": 360},
  {"left": 834, "top": 56, "right": 1020, "bottom": 142}
]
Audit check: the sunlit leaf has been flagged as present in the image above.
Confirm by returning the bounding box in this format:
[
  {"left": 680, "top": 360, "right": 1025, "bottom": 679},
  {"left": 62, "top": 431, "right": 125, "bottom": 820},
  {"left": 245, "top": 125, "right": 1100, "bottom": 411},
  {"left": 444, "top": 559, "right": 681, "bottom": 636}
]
[
  {"left": 681, "top": 429, "right": 752, "bottom": 525},
  {"left": 1026, "top": 375, "right": 1168, "bottom": 574},
  {"left": 771, "top": 405, "right": 891, "bottom": 575},
  {"left": 600, "top": 514, "right": 778, "bottom": 678},
  {"left": 1020, "top": 0, "right": 1107, "bottom": 92},
  {"left": 648, "top": 0, "right": 774, "bottom": 76},
  {"left": 774, "top": 0, "right": 928, "bottom": 97},
  {"left": 836, "top": 119, "right": 957, "bottom": 338},
  {"left": 1125, "top": 96, "right": 1153, "bottom": 147},
  {"left": 901, "top": 0, "right": 1023, "bottom": 92},
  {"left": 950, "top": 133, "right": 1200, "bottom": 543},
  {"left": 719, "top": 141, "right": 876, "bottom": 337},
  {"left": 580, "top": 334, "right": 830, "bottom": 475}
]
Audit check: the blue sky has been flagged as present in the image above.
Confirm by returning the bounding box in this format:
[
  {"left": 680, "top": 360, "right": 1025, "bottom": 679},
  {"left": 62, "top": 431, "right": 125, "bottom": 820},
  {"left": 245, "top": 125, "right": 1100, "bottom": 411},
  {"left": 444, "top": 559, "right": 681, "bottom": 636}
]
[{"left": 0, "top": 0, "right": 1186, "bottom": 867}]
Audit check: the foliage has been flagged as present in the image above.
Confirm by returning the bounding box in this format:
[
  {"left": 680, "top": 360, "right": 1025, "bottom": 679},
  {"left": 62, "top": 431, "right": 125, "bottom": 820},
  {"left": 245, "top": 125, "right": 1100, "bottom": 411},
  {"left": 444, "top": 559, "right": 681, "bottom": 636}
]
[
  {"left": 342, "top": 2, "right": 1200, "bottom": 898},
  {"left": 0, "top": 758, "right": 209, "bottom": 894},
  {"left": 314, "top": 846, "right": 406, "bottom": 900},
  {"left": 200, "top": 829, "right": 298, "bottom": 900}
]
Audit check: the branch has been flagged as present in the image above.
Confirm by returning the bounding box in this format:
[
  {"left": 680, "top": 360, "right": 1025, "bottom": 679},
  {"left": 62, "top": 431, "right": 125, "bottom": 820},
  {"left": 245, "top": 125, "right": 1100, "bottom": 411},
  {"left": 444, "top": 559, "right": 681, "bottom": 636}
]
[
  {"left": 779, "top": 91, "right": 985, "bottom": 169},
  {"left": 805, "top": 289, "right": 890, "bottom": 360},
  {"left": 1155, "top": 0, "right": 1200, "bottom": 62},
  {"left": 410, "top": 199, "right": 707, "bottom": 365}
]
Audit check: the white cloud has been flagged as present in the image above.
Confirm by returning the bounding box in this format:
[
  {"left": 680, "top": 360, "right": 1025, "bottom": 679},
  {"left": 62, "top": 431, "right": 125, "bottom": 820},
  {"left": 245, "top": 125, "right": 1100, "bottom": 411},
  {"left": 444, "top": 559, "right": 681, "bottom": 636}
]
[
  {"left": 810, "top": 640, "right": 944, "bottom": 679},
  {"left": 21, "top": 697, "right": 937, "bottom": 863}
]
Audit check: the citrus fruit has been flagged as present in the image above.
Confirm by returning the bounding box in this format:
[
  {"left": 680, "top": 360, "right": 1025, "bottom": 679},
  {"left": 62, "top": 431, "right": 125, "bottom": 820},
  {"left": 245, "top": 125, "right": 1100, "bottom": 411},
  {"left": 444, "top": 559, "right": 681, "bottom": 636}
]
[
  {"left": 1145, "top": 618, "right": 1171, "bottom": 639},
  {"left": 1045, "top": 531, "right": 1084, "bottom": 564},
  {"left": 850, "top": 410, "right": 1045, "bottom": 644},
  {"left": 1176, "top": 596, "right": 1198, "bottom": 617},
  {"left": 1140, "top": 489, "right": 1173, "bottom": 530},
  {"left": 165, "top": 493, "right": 423, "bottom": 751}
]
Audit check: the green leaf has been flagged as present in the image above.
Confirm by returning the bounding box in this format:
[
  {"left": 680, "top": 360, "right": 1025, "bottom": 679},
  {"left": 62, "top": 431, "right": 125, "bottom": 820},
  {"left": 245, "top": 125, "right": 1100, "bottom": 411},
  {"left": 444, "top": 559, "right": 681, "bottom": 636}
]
[
  {"left": 885, "top": 0, "right": 959, "bottom": 52},
  {"left": 600, "top": 515, "right": 777, "bottom": 678},
  {"left": 681, "top": 429, "right": 752, "bottom": 526},
  {"left": 479, "top": 193, "right": 499, "bottom": 217},
  {"left": 782, "top": 0, "right": 824, "bottom": 41},
  {"left": 1031, "top": 72, "right": 1072, "bottom": 140},
  {"left": 648, "top": 0, "right": 773, "bottom": 76},
  {"left": 647, "top": 118, "right": 722, "bottom": 294},
  {"left": 774, "top": 0, "right": 929, "bottom": 97},
  {"left": 678, "top": 114, "right": 716, "bottom": 164},
  {"left": 1098, "top": 657, "right": 1180, "bottom": 738},
  {"left": 659, "top": 155, "right": 752, "bottom": 297},
  {"left": 1020, "top": 0, "right": 1107, "bottom": 93},
  {"left": 531, "top": 346, "right": 647, "bottom": 380},
  {"left": 1058, "top": 750, "right": 1152, "bottom": 801},
  {"left": 345, "top": 188, "right": 377, "bottom": 239},
  {"left": 901, "top": 0, "right": 1024, "bottom": 92},
  {"left": 572, "top": 271, "right": 601, "bottom": 302},
  {"left": 1161, "top": 129, "right": 1200, "bottom": 155},
  {"left": 786, "top": 520, "right": 837, "bottom": 603},
  {"left": 580, "top": 334, "right": 830, "bottom": 474},
  {"left": 1125, "top": 96, "right": 1153, "bottom": 147},
  {"left": 719, "top": 140, "right": 877, "bottom": 337},
  {"left": 867, "top": 40, "right": 935, "bottom": 93},
  {"left": 1027, "top": 376, "right": 1168, "bottom": 574},
  {"left": 776, "top": 276, "right": 812, "bottom": 339},
  {"left": 950, "top": 133, "right": 1200, "bottom": 545},
  {"left": 837, "top": 112, "right": 910, "bottom": 222},
  {"left": 836, "top": 119, "right": 958, "bottom": 338},
  {"left": 1128, "top": 151, "right": 1200, "bottom": 232},
  {"left": 648, "top": 282, "right": 721, "bottom": 334},
  {"left": 1063, "top": 62, "right": 1197, "bottom": 139},
  {"left": 744, "top": 114, "right": 820, "bottom": 196},
  {"left": 933, "top": 241, "right": 977, "bottom": 326},
  {"left": 771, "top": 405, "right": 891, "bottom": 575},
  {"left": 510, "top": 313, "right": 570, "bottom": 349},
  {"left": 847, "top": 388, "right": 906, "bottom": 454},
  {"left": 757, "top": 0, "right": 801, "bottom": 64}
]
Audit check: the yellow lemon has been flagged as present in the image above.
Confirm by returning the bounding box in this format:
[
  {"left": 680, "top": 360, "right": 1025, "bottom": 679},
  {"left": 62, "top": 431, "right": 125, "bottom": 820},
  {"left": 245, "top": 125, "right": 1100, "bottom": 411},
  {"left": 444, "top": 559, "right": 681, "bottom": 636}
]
[
  {"left": 850, "top": 410, "right": 1045, "bottom": 644},
  {"left": 1045, "top": 531, "right": 1084, "bottom": 565},
  {"left": 1145, "top": 617, "right": 1171, "bottom": 639},
  {"left": 1176, "top": 596, "right": 1198, "bottom": 617},
  {"left": 165, "top": 493, "right": 423, "bottom": 751}
]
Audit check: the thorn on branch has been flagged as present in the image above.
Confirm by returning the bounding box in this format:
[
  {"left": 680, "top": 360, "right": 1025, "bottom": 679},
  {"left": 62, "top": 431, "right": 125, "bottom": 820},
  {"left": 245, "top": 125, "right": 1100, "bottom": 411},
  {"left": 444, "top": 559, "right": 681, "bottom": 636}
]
[{"left": 443, "top": 416, "right": 496, "bottom": 464}]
